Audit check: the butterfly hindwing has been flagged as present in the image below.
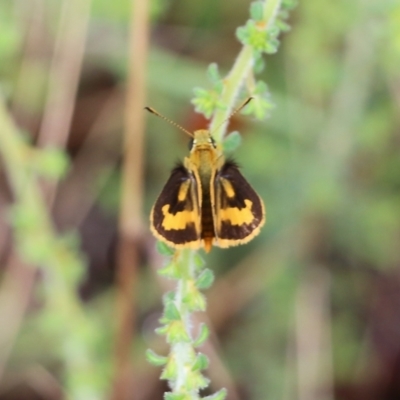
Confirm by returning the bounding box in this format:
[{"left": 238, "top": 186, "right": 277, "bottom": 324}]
[
  {"left": 150, "top": 164, "right": 202, "bottom": 249},
  {"left": 213, "top": 160, "right": 265, "bottom": 247}
]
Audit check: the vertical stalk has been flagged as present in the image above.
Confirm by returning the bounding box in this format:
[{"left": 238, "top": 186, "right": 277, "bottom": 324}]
[
  {"left": 112, "top": 0, "right": 150, "bottom": 398},
  {"left": 37, "top": 0, "right": 92, "bottom": 206},
  {"left": 209, "top": 0, "right": 283, "bottom": 142}
]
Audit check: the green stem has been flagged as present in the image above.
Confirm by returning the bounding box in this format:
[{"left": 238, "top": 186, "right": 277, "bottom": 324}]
[
  {"left": 172, "top": 250, "right": 198, "bottom": 397},
  {"left": 154, "top": 248, "right": 210, "bottom": 398},
  {"left": 263, "top": 0, "right": 282, "bottom": 22},
  {"left": 210, "top": 0, "right": 283, "bottom": 142},
  {"left": 210, "top": 46, "right": 254, "bottom": 142}
]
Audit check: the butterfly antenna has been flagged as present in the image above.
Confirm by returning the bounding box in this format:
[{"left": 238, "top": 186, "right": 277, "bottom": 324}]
[
  {"left": 212, "top": 97, "right": 253, "bottom": 135},
  {"left": 145, "top": 107, "right": 194, "bottom": 138}
]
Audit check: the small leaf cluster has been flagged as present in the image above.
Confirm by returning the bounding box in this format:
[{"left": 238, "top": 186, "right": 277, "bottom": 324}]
[
  {"left": 241, "top": 81, "right": 275, "bottom": 120},
  {"left": 276, "top": 1, "right": 297, "bottom": 33},
  {"left": 237, "top": 0, "right": 296, "bottom": 56},
  {"left": 222, "top": 131, "right": 242, "bottom": 154},
  {"left": 148, "top": 245, "right": 225, "bottom": 400},
  {"left": 237, "top": 20, "right": 279, "bottom": 56},
  {"left": 192, "top": 64, "right": 226, "bottom": 119},
  {"left": 192, "top": 1, "right": 295, "bottom": 126}
]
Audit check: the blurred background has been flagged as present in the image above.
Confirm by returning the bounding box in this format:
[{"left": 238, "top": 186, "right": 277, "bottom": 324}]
[{"left": 0, "top": 0, "right": 400, "bottom": 399}]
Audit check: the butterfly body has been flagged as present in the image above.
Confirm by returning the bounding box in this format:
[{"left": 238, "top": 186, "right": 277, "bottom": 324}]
[{"left": 150, "top": 128, "right": 265, "bottom": 252}]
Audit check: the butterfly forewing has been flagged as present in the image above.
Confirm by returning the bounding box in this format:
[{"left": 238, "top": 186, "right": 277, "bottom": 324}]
[
  {"left": 150, "top": 164, "right": 202, "bottom": 248},
  {"left": 212, "top": 160, "right": 265, "bottom": 248}
]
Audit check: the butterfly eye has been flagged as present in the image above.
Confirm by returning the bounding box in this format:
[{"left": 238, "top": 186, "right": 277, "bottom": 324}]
[{"left": 188, "top": 138, "right": 194, "bottom": 149}]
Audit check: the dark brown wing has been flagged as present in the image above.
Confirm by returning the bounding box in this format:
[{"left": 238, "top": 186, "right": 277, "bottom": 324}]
[
  {"left": 213, "top": 160, "right": 265, "bottom": 248},
  {"left": 150, "top": 163, "right": 202, "bottom": 249}
]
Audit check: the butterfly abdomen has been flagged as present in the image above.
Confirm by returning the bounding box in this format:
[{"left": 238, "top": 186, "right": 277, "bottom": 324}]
[
  {"left": 201, "top": 190, "right": 214, "bottom": 238},
  {"left": 194, "top": 149, "right": 217, "bottom": 251},
  {"left": 201, "top": 189, "right": 214, "bottom": 252}
]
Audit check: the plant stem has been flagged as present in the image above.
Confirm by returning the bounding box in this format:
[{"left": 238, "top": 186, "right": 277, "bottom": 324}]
[
  {"left": 172, "top": 250, "right": 197, "bottom": 395},
  {"left": 210, "top": 0, "right": 283, "bottom": 142},
  {"left": 210, "top": 46, "right": 254, "bottom": 142}
]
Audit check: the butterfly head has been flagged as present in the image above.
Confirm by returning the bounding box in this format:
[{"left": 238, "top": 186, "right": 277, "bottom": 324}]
[{"left": 189, "top": 129, "right": 217, "bottom": 151}]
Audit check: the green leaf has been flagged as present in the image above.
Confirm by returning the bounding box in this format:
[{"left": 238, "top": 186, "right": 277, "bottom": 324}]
[
  {"left": 192, "top": 353, "right": 209, "bottom": 371},
  {"left": 161, "top": 356, "right": 178, "bottom": 381},
  {"left": 196, "top": 269, "right": 214, "bottom": 290},
  {"left": 283, "top": 0, "right": 298, "bottom": 10},
  {"left": 157, "top": 241, "right": 175, "bottom": 256},
  {"left": 190, "top": 372, "right": 210, "bottom": 390},
  {"left": 214, "top": 80, "right": 224, "bottom": 94},
  {"left": 204, "top": 388, "right": 228, "bottom": 400},
  {"left": 241, "top": 84, "right": 274, "bottom": 120},
  {"left": 163, "top": 291, "right": 176, "bottom": 303},
  {"left": 276, "top": 17, "right": 291, "bottom": 32},
  {"left": 164, "top": 320, "right": 191, "bottom": 343},
  {"left": 159, "top": 261, "right": 180, "bottom": 279},
  {"left": 250, "top": 1, "right": 264, "bottom": 22},
  {"left": 192, "top": 87, "right": 226, "bottom": 119},
  {"left": 223, "top": 131, "right": 242, "bottom": 153},
  {"left": 164, "top": 393, "right": 186, "bottom": 400},
  {"left": 193, "top": 253, "right": 205, "bottom": 269},
  {"left": 207, "top": 63, "right": 221, "bottom": 84},
  {"left": 193, "top": 87, "right": 208, "bottom": 97},
  {"left": 146, "top": 349, "right": 168, "bottom": 366},
  {"left": 183, "top": 280, "right": 206, "bottom": 312},
  {"left": 235, "top": 25, "right": 248, "bottom": 45},
  {"left": 163, "top": 301, "right": 181, "bottom": 321},
  {"left": 254, "top": 80, "right": 269, "bottom": 93},
  {"left": 155, "top": 325, "right": 169, "bottom": 336},
  {"left": 193, "top": 323, "right": 210, "bottom": 347},
  {"left": 254, "top": 56, "right": 265, "bottom": 74}
]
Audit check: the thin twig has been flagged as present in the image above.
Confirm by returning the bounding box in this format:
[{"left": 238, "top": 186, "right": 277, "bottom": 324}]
[
  {"left": 294, "top": 267, "right": 333, "bottom": 400},
  {"left": 36, "top": 0, "right": 92, "bottom": 206},
  {"left": 112, "top": 0, "right": 150, "bottom": 397}
]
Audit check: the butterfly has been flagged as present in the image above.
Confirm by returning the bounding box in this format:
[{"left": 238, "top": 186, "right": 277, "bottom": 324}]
[{"left": 146, "top": 99, "right": 265, "bottom": 252}]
